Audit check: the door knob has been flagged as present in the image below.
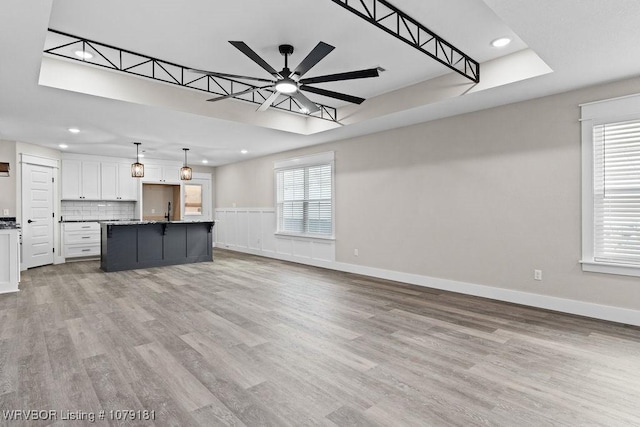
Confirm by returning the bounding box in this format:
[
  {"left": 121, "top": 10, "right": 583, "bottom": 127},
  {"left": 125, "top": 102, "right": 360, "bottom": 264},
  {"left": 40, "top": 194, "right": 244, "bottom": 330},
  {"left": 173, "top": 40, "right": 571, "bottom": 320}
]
[{"left": 27, "top": 219, "right": 35, "bottom": 223}]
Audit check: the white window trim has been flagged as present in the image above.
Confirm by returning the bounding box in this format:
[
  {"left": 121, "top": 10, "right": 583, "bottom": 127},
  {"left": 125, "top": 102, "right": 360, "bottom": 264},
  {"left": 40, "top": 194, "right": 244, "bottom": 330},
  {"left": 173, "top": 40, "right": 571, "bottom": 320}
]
[
  {"left": 274, "top": 231, "right": 336, "bottom": 241},
  {"left": 580, "top": 93, "right": 640, "bottom": 277},
  {"left": 274, "top": 151, "right": 335, "bottom": 170},
  {"left": 274, "top": 151, "right": 335, "bottom": 239}
]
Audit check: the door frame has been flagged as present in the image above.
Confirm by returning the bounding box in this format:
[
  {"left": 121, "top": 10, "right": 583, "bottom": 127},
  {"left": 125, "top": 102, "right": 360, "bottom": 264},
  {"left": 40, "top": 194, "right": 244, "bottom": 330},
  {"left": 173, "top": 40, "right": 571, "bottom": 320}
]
[
  {"left": 20, "top": 154, "right": 61, "bottom": 270},
  {"left": 183, "top": 172, "right": 212, "bottom": 222}
]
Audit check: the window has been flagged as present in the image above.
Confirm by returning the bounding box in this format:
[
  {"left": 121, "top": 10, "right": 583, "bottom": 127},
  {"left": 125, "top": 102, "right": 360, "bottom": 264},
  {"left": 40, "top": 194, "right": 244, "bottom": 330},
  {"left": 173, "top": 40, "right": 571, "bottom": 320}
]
[
  {"left": 184, "top": 184, "right": 203, "bottom": 215},
  {"left": 275, "top": 152, "right": 334, "bottom": 238},
  {"left": 581, "top": 94, "right": 640, "bottom": 277}
]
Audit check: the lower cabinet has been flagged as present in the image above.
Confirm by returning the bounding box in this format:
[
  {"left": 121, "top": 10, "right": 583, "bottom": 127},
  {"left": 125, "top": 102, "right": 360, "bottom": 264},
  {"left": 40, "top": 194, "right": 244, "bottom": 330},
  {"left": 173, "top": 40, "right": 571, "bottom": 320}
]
[
  {"left": 63, "top": 222, "right": 101, "bottom": 259},
  {"left": 0, "top": 229, "right": 20, "bottom": 293}
]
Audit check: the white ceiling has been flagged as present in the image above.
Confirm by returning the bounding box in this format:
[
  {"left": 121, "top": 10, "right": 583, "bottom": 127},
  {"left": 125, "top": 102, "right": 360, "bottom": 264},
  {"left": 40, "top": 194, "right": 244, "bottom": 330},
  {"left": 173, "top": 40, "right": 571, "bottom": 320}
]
[{"left": 1, "top": 0, "right": 640, "bottom": 165}]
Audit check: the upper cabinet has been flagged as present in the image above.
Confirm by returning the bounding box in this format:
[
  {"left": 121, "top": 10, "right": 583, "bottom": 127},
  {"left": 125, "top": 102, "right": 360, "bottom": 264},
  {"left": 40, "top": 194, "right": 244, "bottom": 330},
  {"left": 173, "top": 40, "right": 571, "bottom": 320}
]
[
  {"left": 117, "top": 163, "right": 138, "bottom": 200},
  {"left": 101, "top": 162, "right": 138, "bottom": 200},
  {"left": 100, "top": 162, "right": 118, "bottom": 200},
  {"left": 142, "top": 164, "right": 181, "bottom": 184},
  {"left": 61, "top": 159, "right": 100, "bottom": 200},
  {"left": 61, "top": 154, "right": 181, "bottom": 201}
]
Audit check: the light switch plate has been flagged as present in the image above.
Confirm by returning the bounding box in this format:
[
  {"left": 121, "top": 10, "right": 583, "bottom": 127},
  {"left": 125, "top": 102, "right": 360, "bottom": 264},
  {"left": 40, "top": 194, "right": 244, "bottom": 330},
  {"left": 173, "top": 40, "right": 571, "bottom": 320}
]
[{"left": 2, "top": 209, "right": 8, "bottom": 216}]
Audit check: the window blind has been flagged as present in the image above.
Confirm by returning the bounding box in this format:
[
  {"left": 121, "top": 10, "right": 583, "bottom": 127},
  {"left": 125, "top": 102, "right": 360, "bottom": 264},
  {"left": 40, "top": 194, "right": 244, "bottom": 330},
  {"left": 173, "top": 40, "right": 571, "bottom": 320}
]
[
  {"left": 276, "top": 163, "right": 332, "bottom": 236},
  {"left": 593, "top": 119, "right": 640, "bottom": 265}
]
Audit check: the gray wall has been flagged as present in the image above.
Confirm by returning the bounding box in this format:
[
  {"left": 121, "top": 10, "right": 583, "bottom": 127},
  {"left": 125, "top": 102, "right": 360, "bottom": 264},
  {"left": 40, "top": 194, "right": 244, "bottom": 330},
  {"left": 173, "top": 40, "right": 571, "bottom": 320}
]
[
  {"left": 0, "top": 140, "right": 17, "bottom": 216},
  {"left": 215, "top": 75, "right": 640, "bottom": 311}
]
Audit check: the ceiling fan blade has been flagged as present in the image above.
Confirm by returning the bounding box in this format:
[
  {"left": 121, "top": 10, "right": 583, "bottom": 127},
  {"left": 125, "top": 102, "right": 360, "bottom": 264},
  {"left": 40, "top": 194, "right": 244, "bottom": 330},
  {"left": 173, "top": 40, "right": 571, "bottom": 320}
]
[
  {"left": 300, "top": 85, "right": 366, "bottom": 105},
  {"left": 188, "top": 68, "right": 275, "bottom": 83},
  {"left": 257, "top": 91, "right": 281, "bottom": 112},
  {"left": 292, "top": 42, "right": 335, "bottom": 78},
  {"left": 299, "top": 68, "right": 379, "bottom": 85},
  {"left": 290, "top": 91, "right": 321, "bottom": 114},
  {"left": 206, "top": 85, "right": 273, "bottom": 102},
  {"left": 229, "top": 41, "right": 281, "bottom": 78}
]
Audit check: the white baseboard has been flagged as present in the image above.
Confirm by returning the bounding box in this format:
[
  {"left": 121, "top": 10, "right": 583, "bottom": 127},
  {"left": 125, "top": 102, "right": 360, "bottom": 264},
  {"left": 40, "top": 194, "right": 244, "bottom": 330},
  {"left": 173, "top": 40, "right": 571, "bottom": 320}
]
[
  {"left": 218, "top": 245, "right": 640, "bottom": 327},
  {"left": 220, "top": 244, "right": 335, "bottom": 269}
]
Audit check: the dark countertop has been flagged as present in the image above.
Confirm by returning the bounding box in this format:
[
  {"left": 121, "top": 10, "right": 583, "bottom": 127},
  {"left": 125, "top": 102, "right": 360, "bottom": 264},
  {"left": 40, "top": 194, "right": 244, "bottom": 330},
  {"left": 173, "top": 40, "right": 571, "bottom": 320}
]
[
  {"left": 0, "top": 225, "right": 20, "bottom": 230},
  {"left": 101, "top": 220, "right": 215, "bottom": 225},
  {"left": 60, "top": 219, "right": 134, "bottom": 223},
  {"left": 0, "top": 218, "right": 19, "bottom": 229}
]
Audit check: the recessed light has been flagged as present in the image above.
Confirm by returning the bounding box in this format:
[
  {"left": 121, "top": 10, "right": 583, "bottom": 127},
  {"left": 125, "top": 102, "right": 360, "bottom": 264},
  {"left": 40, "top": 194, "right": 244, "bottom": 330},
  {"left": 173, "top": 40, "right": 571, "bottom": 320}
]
[
  {"left": 241, "top": 149, "right": 248, "bottom": 154},
  {"left": 202, "top": 160, "right": 208, "bottom": 164},
  {"left": 138, "top": 154, "right": 144, "bottom": 158},
  {"left": 58, "top": 144, "right": 68, "bottom": 149},
  {"left": 74, "top": 50, "right": 93, "bottom": 59},
  {"left": 68, "top": 127, "right": 80, "bottom": 134},
  {"left": 490, "top": 37, "right": 511, "bottom": 48},
  {"left": 300, "top": 107, "right": 310, "bottom": 114}
]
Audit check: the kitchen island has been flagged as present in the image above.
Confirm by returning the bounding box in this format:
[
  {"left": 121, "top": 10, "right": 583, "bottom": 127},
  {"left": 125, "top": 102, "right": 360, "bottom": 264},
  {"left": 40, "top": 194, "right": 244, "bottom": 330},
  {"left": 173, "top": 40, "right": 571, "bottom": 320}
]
[{"left": 100, "top": 220, "right": 214, "bottom": 272}]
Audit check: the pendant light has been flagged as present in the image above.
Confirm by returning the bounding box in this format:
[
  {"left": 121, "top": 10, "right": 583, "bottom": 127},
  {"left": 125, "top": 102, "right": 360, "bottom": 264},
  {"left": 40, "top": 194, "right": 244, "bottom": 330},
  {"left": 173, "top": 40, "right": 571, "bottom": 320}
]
[
  {"left": 180, "top": 148, "right": 192, "bottom": 180},
  {"left": 131, "top": 142, "right": 144, "bottom": 178}
]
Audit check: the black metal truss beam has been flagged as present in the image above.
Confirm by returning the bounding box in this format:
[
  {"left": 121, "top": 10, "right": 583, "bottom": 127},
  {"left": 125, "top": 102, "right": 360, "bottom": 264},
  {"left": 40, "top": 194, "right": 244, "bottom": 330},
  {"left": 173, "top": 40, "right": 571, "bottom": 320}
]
[
  {"left": 329, "top": 0, "right": 479, "bottom": 83},
  {"left": 43, "top": 29, "right": 338, "bottom": 122}
]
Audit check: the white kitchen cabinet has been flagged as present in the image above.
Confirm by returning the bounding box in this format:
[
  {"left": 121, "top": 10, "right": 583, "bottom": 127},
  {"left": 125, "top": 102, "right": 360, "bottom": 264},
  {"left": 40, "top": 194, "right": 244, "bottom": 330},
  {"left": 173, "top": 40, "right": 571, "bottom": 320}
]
[
  {"left": 101, "top": 162, "right": 138, "bottom": 200},
  {"left": 142, "top": 164, "right": 161, "bottom": 182},
  {"left": 142, "top": 163, "right": 181, "bottom": 184},
  {"left": 63, "top": 222, "right": 101, "bottom": 259},
  {"left": 117, "top": 163, "right": 138, "bottom": 200},
  {"left": 101, "top": 162, "right": 118, "bottom": 200},
  {"left": 61, "top": 159, "right": 101, "bottom": 200},
  {"left": 0, "top": 229, "right": 20, "bottom": 293}
]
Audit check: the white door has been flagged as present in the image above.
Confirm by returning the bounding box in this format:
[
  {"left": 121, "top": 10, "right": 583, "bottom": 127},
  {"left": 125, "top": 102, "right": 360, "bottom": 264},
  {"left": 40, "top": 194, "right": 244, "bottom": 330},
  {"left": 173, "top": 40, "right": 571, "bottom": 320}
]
[
  {"left": 23, "top": 163, "right": 55, "bottom": 268},
  {"left": 183, "top": 177, "right": 211, "bottom": 221}
]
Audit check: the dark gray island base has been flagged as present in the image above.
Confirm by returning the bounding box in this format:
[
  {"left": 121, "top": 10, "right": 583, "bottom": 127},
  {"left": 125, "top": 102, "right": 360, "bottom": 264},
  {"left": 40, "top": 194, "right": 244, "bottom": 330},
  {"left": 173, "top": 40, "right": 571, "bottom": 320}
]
[{"left": 100, "top": 221, "right": 214, "bottom": 272}]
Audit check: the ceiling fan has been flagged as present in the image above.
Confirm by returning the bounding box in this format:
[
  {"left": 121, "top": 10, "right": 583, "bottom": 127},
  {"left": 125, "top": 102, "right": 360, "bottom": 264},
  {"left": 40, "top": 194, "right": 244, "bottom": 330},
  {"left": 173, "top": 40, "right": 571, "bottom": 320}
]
[{"left": 191, "top": 41, "right": 380, "bottom": 114}]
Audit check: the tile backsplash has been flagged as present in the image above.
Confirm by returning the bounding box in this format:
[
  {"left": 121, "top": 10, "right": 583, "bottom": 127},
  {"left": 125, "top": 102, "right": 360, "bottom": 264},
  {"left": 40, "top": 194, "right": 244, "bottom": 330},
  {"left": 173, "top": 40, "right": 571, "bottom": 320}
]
[{"left": 61, "top": 201, "right": 135, "bottom": 221}]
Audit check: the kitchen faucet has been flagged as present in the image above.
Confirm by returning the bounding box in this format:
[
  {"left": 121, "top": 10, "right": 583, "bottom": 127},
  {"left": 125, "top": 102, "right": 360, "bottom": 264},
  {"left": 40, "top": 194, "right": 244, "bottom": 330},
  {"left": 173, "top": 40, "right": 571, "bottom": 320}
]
[{"left": 165, "top": 201, "right": 171, "bottom": 221}]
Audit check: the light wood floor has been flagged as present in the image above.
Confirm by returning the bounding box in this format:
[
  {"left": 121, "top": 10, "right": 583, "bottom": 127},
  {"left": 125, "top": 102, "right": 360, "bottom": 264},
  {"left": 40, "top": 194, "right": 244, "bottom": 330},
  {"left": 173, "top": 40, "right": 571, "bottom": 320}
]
[{"left": 1, "top": 250, "right": 640, "bottom": 426}]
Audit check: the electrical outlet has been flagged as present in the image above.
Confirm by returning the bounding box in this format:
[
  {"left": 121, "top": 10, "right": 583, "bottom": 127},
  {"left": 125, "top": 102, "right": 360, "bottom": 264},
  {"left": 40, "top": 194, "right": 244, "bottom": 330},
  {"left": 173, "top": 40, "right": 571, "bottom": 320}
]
[
  {"left": 534, "top": 269, "right": 542, "bottom": 281},
  {"left": 354, "top": 248, "right": 359, "bottom": 256},
  {"left": 2, "top": 209, "right": 8, "bottom": 216},
  {"left": 151, "top": 208, "right": 155, "bottom": 214}
]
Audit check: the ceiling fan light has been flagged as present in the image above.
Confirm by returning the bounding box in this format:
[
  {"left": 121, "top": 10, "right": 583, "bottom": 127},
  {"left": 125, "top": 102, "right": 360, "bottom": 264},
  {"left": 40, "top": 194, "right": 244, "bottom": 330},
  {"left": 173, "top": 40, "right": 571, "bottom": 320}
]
[{"left": 275, "top": 79, "right": 297, "bottom": 94}]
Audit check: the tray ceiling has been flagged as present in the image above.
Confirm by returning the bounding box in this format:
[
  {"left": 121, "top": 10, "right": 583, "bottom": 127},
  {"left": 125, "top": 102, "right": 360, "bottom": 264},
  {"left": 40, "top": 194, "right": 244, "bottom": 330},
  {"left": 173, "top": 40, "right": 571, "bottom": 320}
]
[{"left": 1, "top": 0, "right": 640, "bottom": 164}]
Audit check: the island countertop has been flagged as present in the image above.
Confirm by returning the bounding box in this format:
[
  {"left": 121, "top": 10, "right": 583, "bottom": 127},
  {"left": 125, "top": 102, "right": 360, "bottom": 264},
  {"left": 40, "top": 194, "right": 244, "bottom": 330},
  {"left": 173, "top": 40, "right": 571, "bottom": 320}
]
[{"left": 101, "top": 220, "right": 215, "bottom": 225}]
